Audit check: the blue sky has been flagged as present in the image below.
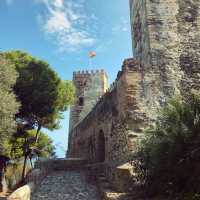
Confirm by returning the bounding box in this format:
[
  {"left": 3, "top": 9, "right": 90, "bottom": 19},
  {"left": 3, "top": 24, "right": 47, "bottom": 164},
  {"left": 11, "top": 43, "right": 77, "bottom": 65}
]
[{"left": 0, "top": 0, "right": 132, "bottom": 157}]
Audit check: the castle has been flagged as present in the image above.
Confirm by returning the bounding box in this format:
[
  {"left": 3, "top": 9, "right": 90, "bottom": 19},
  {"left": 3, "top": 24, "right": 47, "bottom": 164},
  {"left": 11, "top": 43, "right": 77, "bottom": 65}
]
[{"left": 67, "top": 0, "right": 200, "bottom": 191}]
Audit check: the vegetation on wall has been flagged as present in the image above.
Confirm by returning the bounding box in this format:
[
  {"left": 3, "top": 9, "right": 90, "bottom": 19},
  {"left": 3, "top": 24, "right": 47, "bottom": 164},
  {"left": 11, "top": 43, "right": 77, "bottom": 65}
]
[{"left": 133, "top": 90, "right": 200, "bottom": 197}]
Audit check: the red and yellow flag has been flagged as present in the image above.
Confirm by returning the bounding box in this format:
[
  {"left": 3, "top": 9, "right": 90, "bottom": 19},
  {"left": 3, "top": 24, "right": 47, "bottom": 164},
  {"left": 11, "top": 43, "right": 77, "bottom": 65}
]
[{"left": 88, "top": 51, "right": 96, "bottom": 58}]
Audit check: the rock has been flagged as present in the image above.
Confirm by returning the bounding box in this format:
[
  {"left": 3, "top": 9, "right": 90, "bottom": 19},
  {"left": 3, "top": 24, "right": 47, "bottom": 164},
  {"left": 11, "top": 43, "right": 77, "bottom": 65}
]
[{"left": 8, "top": 182, "right": 34, "bottom": 200}]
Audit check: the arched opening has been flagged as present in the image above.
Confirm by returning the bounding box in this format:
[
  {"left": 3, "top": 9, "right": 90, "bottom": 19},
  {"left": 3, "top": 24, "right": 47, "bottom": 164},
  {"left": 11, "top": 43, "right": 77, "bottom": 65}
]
[
  {"left": 98, "top": 130, "right": 105, "bottom": 162},
  {"left": 88, "top": 137, "right": 94, "bottom": 162},
  {"left": 78, "top": 97, "right": 84, "bottom": 106}
]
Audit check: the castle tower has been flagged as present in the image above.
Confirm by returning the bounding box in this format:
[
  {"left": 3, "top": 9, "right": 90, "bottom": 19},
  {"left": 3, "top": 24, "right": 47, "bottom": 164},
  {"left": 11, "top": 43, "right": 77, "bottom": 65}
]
[
  {"left": 130, "top": 0, "right": 200, "bottom": 111},
  {"left": 69, "top": 70, "right": 108, "bottom": 131}
]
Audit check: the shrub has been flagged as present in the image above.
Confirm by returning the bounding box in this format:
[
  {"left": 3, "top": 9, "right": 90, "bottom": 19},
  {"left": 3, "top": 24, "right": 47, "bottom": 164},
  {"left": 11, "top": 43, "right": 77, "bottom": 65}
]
[{"left": 134, "top": 90, "right": 200, "bottom": 195}]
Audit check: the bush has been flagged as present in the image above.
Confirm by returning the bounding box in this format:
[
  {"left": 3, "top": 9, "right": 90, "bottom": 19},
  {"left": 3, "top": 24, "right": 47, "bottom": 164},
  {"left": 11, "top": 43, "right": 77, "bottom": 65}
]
[{"left": 134, "top": 90, "right": 200, "bottom": 196}]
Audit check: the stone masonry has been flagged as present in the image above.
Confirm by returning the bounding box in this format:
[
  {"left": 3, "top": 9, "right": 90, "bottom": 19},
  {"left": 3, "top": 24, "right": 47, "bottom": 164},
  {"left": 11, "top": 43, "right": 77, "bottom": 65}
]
[
  {"left": 68, "top": 0, "right": 200, "bottom": 192},
  {"left": 6, "top": 1, "right": 200, "bottom": 200},
  {"left": 31, "top": 171, "right": 99, "bottom": 200},
  {"left": 130, "top": 0, "right": 200, "bottom": 116},
  {"left": 68, "top": 59, "right": 149, "bottom": 188},
  {"left": 68, "top": 59, "right": 148, "bottom": 162},
  {"left": 69, "top": 0, "right": 200, "bottom": 163},
  {"left": 69, "top": 70, "right": 108, "bottom": 132}
]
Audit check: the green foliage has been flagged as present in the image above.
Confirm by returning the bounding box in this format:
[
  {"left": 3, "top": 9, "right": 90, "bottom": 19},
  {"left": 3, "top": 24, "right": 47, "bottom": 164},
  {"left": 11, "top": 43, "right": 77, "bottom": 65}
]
[
  {"left": 28, "top": 130, "right": 56, "bottom": 158},
  {"left": 134, "top": 91, "right": 200, "bottom": 195},
  {"left": 5, "top": 50, "right": 75, "bottom": 132},
  {"left": 3, "top": 50, "right": 75, "bottom": 180},
  {"left": 0, "top": 54, "right": 19, "bottom": 156},
  {"left": 11, "top": 129, "right": 56, "bottom": 159}
]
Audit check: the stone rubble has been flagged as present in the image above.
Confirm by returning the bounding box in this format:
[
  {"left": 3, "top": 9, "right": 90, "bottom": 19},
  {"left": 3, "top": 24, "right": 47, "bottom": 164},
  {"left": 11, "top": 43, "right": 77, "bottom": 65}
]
[{"left": 31, "top": 171, "right": 100, "bottom": 200}]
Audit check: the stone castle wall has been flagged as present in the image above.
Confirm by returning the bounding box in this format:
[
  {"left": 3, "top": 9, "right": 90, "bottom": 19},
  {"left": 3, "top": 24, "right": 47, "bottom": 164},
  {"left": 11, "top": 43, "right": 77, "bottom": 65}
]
[
  {"left": 130, "top": 0, "right": 200, "bottom": 117},
  {"left": 68, "top": 59, "right": 148, "bottom": 163},
  {"left": 68, "top": 1, "right": 200, "bottom": 183}
]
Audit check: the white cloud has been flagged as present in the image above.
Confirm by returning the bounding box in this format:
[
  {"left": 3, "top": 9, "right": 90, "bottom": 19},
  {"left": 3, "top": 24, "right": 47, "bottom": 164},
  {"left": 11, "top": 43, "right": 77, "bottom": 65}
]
[
  {"left": 5, "top": 0, "right": 13, "bottom": 6},
  {"left": 53, "top": 0, "right": 64, "bottom": 8},
  {"left": 36, "top": 0, "right": 96, "bottom": 52},
  {"left": 45, "top": 10, "right": 71, "bottom": 33}
]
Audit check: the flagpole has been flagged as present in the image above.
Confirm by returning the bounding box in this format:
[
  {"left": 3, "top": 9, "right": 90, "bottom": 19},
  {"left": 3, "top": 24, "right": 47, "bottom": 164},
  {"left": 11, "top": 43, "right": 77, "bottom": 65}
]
[
  {"left": 88, "top": 51, "right": 96, "bottom": 68},
  {"left": 89, "top": 57, "right": 92, "bottom": 68}
]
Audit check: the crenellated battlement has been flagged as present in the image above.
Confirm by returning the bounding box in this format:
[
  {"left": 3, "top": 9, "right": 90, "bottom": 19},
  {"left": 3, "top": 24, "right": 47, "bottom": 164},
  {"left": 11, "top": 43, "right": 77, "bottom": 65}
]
[
  {"left": 68, "top": 58, "right": 148, "bottom": 164},
  {"left": 69, "top": 68, "right": 108, "bottom": 131},
  {"left": 73, "top": 69, "right": 106, "bottom": 78}
]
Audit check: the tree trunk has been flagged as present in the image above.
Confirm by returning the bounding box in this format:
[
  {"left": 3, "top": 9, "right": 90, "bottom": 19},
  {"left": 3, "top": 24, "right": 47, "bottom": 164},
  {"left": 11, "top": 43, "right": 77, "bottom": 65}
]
[
  {"left": 35, "top": 124, "right": 42, "bottom": 143},
  {"left": 22, "top": 137, "right": 28, "bottom": 182},
  {"left": 0, "top": 169, "right": 7, "bottom": 193},
  {"left": 29, "top": 156, "right": 33, "bottom": 169},
  {"left": 21, "top": 154, "right": 28, "bottom": 182},
  {"left": 0, "top": 168, "right": 3, "bottom": 192}
]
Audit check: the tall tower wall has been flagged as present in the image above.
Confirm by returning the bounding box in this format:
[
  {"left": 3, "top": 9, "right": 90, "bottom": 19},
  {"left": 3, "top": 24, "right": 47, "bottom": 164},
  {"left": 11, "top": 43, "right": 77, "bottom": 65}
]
[
  {"left": 69, "top": 70, "right": 108, "bottom": 131},
  {"left": 130, "top": 0, "right": 200, "bottom": 117}
]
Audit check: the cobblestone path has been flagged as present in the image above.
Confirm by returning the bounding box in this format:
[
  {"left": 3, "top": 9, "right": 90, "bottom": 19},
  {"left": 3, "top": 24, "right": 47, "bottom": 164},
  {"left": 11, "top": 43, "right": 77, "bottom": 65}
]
[{"left": 31, "top": 171, "right": 100, "bottom": 200}]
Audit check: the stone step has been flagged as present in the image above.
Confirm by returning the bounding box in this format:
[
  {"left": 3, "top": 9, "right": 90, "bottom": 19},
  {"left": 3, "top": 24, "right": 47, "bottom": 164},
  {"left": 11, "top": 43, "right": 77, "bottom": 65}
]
[
  {"left": 31, "top": 171, "right": 99, "bottom": 200},
  {"left": 103, "top": 191, "right": 136, "bottom": 200},
  {"left": 98, "top": 176, "right": 107, "bottom": 182},
  {"left": 52, "top": 158, "right": 88, "bottom": 170},
  {"left": 98, "top": 173, "right": 106, "bottom": 177},
  {"left": 0, "top": 192, "right": 10, "bottom": 200},
  {"left": 36, "top": 158, "right": 88, "bottom": 171},
  {"left": 97, "top": 175, "right": 111, "bottom": 189},
  {"left": 96, "top": 171, "right": 145, "bottom": 200},
  {"left": 96, "top": 173, "right": 135, "bottom": 200}
]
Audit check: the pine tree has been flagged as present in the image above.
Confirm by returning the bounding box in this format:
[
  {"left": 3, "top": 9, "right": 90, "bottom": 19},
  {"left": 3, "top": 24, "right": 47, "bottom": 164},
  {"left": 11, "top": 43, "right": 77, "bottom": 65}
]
[{"left": 0, "top": 54, "right": 19, "bottom": 156}]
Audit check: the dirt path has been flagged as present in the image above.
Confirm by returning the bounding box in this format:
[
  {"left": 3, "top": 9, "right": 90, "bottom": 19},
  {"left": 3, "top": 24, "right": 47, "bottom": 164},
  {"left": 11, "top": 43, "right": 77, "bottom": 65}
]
[{"left": 31, "top": 171, "right": 99, "bottom": 200}]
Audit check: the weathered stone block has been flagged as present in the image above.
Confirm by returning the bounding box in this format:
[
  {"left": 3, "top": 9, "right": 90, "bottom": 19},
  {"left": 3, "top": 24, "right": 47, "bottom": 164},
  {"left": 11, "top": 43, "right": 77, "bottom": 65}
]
[{"left": 113, "top": 163, "right": 134, "bottom": 193}]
